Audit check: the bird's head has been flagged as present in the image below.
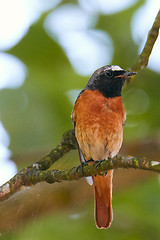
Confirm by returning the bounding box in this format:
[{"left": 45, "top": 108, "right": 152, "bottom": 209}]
[{"left": 85, "top": 65, "right": 136, "bottom": 98}]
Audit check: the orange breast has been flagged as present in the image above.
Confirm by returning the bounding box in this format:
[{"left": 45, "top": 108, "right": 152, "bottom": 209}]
[{"left": 72, "top": 90, "right": 125, "bottom": 161}]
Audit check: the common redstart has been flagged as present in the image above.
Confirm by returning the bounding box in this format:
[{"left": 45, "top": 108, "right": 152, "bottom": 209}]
[{"left": 72, "top": 65, "right": 136, "bottom": 229}]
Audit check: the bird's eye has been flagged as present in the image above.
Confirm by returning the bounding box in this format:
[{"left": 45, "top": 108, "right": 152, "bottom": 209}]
[{"left": 106, "top": 70, "right": 113, "bottom": 77}]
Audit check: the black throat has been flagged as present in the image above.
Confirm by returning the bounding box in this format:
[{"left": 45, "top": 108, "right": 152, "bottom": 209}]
[{"left": 85, "top": 73, "right": 124, "bottom": 98}]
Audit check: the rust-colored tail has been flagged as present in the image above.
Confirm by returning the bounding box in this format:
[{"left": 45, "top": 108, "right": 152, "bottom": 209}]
[{"left": 93, "top": 170, "right": 113, "bottom": 229}]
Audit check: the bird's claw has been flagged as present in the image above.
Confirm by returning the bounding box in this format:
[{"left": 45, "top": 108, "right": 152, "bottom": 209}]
[
  {"left": 95, "top": 159, "right": 105, "bottom": 168},
  {"left": 103, "top": 171, "right": 108, "bottom": 177},
  {"left": 77, "top": 159, "right": 94, "bottom": 176},
  {"left": 76, "top": 161, "right": 87, "bottom": 176}
]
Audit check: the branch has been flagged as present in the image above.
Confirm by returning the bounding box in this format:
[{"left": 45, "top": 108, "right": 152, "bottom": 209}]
[
  {"left": 0, "top": 154, "right": 160, "bottom": 201},
  {"left": 0, "top": 10, "right": 160, "bottom": 202},
  {"left": 0, "top": 129, "right": 77, "bottom": 201}
]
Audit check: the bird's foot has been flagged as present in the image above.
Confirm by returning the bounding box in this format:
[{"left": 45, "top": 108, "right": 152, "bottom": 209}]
[
  {"left": 95, "top": 159, "right": 105, "bottom": 168},
  {"left": 103, "top": 171, "right": 108, "bottom": 177},
  {"left": 86, "top": 159, "right": 94, "bottom": 164},
  {"left": 77, "top": 159, "right": 94, "bottom": 176}
]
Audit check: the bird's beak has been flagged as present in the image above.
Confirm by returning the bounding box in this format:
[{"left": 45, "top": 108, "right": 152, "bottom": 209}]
[
  {"left": 114, "top": 71, "right": 137, "bottom": 79},
  {"left": 125, "top": 71, "right": 137, "bottom": 77}
]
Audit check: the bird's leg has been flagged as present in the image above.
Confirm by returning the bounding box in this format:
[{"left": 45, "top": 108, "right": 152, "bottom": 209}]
[{"left": 79, "top": 161, "right": 87, "bottom": 176}]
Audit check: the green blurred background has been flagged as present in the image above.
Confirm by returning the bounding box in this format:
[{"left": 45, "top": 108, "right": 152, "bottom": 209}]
[{"left": 0, "top": 0, "right": 160, "bottom": 239}]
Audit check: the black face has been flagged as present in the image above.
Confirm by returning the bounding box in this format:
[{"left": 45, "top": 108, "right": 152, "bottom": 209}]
[{"left": 85, "top": 65, "right": 136, "bottom": 98}]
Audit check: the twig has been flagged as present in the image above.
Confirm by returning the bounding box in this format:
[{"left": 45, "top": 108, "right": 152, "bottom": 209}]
[
  {"left": 128, "top": 9, "right": 160, "bottom": 81},
  {"left": 0, "top": 155, "right": 160, "bottom": 202}
]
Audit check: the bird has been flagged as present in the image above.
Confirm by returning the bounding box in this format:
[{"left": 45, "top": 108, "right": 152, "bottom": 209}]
[{"left": 72, "top": 65, "right": 136, "bottom": 229}]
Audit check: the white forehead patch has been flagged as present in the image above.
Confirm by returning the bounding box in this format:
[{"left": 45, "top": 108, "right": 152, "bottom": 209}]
[{"left": 110, "top": 65, "right": 123, "bottom": 71}]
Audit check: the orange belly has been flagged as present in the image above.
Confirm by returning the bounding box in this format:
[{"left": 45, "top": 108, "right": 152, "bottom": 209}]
[{"left": 72, "top": 89, "right": 125, "bottom": 161}]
